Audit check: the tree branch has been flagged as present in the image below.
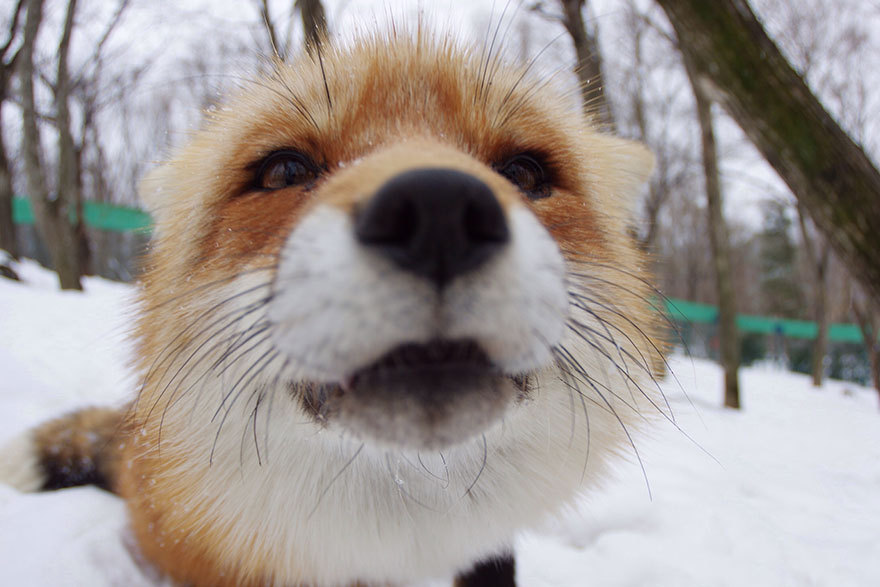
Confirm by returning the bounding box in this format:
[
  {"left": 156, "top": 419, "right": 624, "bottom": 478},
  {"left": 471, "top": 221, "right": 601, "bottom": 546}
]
[
  {"left": 73, "top": 0, "right": 131, "bottom": 84},
  {"left": 0, "top": 0, "right": 25, "bottom": 60},
  {"left": 257, "top": 0, "right": 283, "bottom": 59}
]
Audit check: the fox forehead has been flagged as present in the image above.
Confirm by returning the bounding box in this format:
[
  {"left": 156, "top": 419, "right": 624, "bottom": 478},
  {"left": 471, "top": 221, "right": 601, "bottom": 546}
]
[{"left": 185, "top": 33, "right": 583, "bottom": 194}]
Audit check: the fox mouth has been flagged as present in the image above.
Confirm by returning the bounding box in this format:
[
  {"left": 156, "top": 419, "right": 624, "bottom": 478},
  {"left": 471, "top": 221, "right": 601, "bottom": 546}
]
[
  {"left": 295, "top": 339, "right": 526, "bottom": 449},
  {"left": 348, "top": 339, "right": 493, "bottom": 387}
]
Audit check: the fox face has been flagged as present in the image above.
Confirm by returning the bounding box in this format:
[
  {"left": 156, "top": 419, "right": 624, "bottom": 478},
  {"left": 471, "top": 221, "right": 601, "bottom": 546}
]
[
  {"left": 269, "top": 143, "right": 570, "bottom": 449},
  {"left": 126, "top": 31, "right": 660, "bottom": 587}
]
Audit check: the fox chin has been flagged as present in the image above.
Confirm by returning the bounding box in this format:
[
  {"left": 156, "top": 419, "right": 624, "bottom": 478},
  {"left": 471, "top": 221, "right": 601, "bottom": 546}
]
[{"left": 0, "top": 27, "right": 664, "bottom": 587}]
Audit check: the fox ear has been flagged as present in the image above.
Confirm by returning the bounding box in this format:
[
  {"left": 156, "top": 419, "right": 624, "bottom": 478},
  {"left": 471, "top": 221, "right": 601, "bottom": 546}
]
[{"left": 589, "top": 134, "right": 655, "bottom": 215}]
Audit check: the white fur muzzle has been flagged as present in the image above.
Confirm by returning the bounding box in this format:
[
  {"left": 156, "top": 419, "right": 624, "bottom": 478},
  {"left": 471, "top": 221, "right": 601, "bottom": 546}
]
[{"left": 267, "top": 203, "right": 568, "bottom": 381}]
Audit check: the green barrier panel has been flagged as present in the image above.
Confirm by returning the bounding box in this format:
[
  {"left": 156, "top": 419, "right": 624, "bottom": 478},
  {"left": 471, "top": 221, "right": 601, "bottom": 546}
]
[
  {"left": 11, "top": 197, "right": 34, "bottom": 224},
  {"left": 827, "top": 323, "right": 864, "bottom": 344},
  {"left": 82, "top": 201, "right": 152, "bottom": 232},
  {"left": 664, "top": 298, "right": 717, "bottom": 323},
  {"left": 12, "top": 197, "right": 152, "bottom": 233},
  {"left": 735, "top": 314, "right": 817, "bottom": 337},
  {"left": 663, "top": 298, "right": 866, "bottom": 343}
]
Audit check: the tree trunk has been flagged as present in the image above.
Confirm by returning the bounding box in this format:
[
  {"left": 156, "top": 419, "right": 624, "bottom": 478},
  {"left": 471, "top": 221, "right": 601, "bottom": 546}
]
[
  {"left": 811, "top": 260, "right": 829, "bottom": 386},
  {"left": 86, "top": 124, "right": 109, "bottom": 276},
  {"left": 796, "top": 204, "right": 830, "bottom": 387},
  {"left": 259, "top": 0, "right": 283, "bottom": 58},
  {"left": 686, "top": 57, "right": 741, "bottom": 409},
  {"left": 852, "top": 298, "right": 880, "bottom": 403},
  {"left": 296, "top": 0, "right": 327, "bottom": 57},
  {"left": 654, "top": 0, "right": 880, "bottom": 308},
  {"left": 0, "top": 1, "right": 24, "bottom": 259},
  {"left": 0, "top": 99, "right": 16, "bottom": 258},
  {"left": 631, "top": 94, "right": 665, "bottom": 251},
  {"left": 18, "top": 0, "right": 83, "bottom": 290},
  {"left": 56, "top": 0, "right": 89, "bottom": 277},
  {"left": 626, "top": 6, "right": 667, "bottom": 251},
  {"left": 559, "top": 0, "right": 615, "bottom": 130}
]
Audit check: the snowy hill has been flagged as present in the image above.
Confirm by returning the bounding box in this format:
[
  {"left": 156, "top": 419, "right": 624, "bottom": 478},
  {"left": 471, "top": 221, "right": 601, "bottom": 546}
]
[{"left": 1, "top": 260, "right": 878, "bottom": 586}]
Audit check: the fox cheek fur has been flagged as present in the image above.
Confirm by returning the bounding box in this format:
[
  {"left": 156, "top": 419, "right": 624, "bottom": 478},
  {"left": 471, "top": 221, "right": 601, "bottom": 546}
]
[{"left": 1, "top": 31, "right": 662, "bottom": 587}]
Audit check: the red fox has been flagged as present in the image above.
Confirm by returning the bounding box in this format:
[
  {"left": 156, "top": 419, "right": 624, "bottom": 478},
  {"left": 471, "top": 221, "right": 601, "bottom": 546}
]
[{"left": 0, "top": 30, "right": 662, "bottom": 587}]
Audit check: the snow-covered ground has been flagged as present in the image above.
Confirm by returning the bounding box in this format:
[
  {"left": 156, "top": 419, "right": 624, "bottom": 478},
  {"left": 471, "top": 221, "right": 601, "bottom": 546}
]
[{"left": 1, "top": 259, "right": 878, "bottom": 586}]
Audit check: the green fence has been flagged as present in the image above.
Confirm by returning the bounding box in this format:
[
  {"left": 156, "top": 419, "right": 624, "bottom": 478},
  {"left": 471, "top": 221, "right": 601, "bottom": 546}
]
[
  {"left": 663, "top": 298, "right": 863, "bottom": 343},
  {"left": 12, "top": 196, "right": 151, "bottom": 233}
]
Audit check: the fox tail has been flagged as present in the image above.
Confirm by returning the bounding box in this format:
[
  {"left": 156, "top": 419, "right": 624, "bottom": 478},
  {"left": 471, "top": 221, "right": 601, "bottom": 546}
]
[{"left": 0, "top": 407, "right": 124, "bottom": 493}]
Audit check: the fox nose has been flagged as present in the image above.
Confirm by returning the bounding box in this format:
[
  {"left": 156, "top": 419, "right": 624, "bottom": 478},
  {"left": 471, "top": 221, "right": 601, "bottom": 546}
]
[{"left": 355, "top": 168, "right": 509, "bottom": 288}]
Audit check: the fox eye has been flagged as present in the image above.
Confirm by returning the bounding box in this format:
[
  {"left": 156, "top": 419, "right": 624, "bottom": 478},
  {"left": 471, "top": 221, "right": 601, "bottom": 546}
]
[
  {"left": 496, "top": 154, "right": 551, "bottom": 200},
  {"left": 256, "top": 151, "right": 320, "bottom": 190}
]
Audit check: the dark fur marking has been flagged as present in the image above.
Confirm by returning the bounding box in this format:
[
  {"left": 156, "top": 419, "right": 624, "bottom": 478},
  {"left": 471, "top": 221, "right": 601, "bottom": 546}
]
[
  {"left": 454, "top": 552, "right": 516, "bottom": 587},
  {"left": 33, "top": 407, "right": 122, "bottom": 493},
  {"left": 40, "top": 452, "right": 111, "bottom": 492}
]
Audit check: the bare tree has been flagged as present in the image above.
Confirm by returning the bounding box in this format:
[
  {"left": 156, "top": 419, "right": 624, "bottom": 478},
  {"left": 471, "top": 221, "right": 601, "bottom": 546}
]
[
  {"left": 684, "top": 55, "right": 741, "bottom": 409},
  {"left": 617, "top": 1, "right": 690, "bottom": 251},
  {"left": 19, "top": 0, "right": 85, "bottom": 289},
  {"left": 296, "top": 0, "right": 327, "bottom": 57},
  {"left": 55, "top": 0, "right": 89, "bottom": 275},
  {"left": 254, "top": 1, "right": 326, "bottom": 60},
  {"left": 797, "top": 205, "right": 830, "bottom": 387},
  {"left": 558, "top": 0, "right": 614, "bottom": 129},
  {"left": 258, "top": 0, "right": 284, "bottom": 58},
  {"left": 757, "top": 0, "right": 875, "bottom": 151},
  {"left": 16, "top": 0, "right": 134, "bottom": 285},
  {"left": 0, "top": 0, "right": 24, "bottom": 259},
  {"left": 69, "top": 1, "right": 132, "bottom": 277},
  {"left": 653, "top": 189, "right": 714, "bottom": 305},
  {"left": 852, "top": 290, "right": 880, "bottom": 403},
  {"left": 530, "top": 1, "right": 614, "bottom": 129},
  {"left": 654, "top": 0, "right": 880, "bottom": 308}
]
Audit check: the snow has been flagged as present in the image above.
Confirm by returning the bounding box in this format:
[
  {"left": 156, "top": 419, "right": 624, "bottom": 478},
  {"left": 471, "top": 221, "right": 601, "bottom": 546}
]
[{"left": 1, "top": 260, "right": 879, "bottom": 586}]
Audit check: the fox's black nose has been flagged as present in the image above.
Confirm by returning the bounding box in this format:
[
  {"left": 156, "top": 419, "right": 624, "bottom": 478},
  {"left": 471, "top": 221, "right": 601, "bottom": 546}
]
[{"left": 355, "top": 168, "right": 509, "bottom": 288}]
